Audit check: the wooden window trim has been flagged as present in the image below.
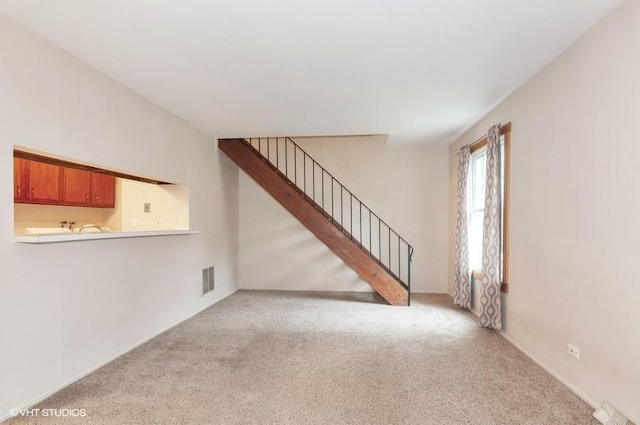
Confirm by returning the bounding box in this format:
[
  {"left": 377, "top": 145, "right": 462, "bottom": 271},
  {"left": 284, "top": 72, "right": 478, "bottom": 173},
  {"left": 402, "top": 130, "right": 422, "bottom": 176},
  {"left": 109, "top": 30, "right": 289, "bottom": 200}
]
[
  {"left": 470, "top": 122, "right": 511, "bottom": 293},
  {"left": 470, "top": 122, "right": 511, "bottom": 154},
  {"left": 502, "top": 128, "right": 510, "bottom": 293}
]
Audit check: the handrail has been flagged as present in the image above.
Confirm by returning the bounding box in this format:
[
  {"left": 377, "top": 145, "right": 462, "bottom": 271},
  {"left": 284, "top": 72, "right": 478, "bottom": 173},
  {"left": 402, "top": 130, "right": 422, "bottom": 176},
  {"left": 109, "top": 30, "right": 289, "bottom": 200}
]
[{"left": 243, "top": 137, "right": 413, "bottom": 302}]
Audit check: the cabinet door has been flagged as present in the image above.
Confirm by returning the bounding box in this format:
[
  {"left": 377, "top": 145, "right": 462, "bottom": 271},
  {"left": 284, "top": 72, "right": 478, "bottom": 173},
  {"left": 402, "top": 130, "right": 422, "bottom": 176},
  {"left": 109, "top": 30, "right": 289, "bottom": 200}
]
[
  {"left": 28, "top": 161, "right": 61, "bottom": 204},
  {"left": 63, "top": 168, "right": 92, "bottom": 206},
  {"left": 13, "top": 157, "right": 27, "bottom": 202},
  {"left": 91, "top": 173, "right": 115, "bottom": 207}
]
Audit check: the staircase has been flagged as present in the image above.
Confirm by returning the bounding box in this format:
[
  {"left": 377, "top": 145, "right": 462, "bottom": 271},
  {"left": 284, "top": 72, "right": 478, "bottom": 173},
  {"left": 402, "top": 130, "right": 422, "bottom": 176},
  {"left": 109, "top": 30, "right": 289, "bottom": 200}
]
[{"left": 218, "top": 137, "right": 413, "bottom": 306}]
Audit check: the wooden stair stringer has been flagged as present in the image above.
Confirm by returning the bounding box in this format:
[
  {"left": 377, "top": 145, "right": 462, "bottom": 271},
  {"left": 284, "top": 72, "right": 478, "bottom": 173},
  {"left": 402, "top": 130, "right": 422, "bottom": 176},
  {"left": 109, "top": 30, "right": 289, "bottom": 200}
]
[{"left": 218, "top": 138, "right": 408, "bottom": 306}]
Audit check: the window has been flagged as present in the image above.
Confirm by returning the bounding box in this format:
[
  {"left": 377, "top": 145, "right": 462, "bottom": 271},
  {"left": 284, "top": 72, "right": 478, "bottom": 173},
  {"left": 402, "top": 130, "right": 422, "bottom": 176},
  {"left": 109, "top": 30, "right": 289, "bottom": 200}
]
[
  {"left": 469, "top": 149, "right": 486, "bottom": 272},
  {"left": 468, "top": 125, "right": 510, "bottom": 292}
]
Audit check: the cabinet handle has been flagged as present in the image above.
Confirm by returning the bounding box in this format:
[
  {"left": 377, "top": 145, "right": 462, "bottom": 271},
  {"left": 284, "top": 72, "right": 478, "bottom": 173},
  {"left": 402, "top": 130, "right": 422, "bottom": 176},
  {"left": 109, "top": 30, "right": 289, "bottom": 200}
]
[
  {"left": 17, "top": 186, "right": 20, "bottom": 197},
  {"left": 86, "top": 194, "right": 89, "bottom": 201},
  {"left": 31, "top": 188, "right": 34, "bottom": 197},
  {"left": 94, "top": 195, "right": 98, "bottom": 202}
]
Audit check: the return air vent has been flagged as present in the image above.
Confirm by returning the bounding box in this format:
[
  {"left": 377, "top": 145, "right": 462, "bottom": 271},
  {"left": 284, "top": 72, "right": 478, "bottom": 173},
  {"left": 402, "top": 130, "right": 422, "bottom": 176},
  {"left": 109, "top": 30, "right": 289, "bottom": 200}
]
[
  {"left": 202, "top": 266, "right": 214, "bottom": 296},
  {"left": 593, "top": 400, "right": 633, "bottom": 425}
]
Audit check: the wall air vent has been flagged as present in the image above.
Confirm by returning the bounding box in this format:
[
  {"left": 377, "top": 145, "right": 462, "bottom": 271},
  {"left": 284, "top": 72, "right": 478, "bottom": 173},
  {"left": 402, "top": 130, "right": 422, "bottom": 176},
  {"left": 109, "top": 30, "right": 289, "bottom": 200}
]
[{"left": 202, "top": 266, "right": 214, "bottom": 296}]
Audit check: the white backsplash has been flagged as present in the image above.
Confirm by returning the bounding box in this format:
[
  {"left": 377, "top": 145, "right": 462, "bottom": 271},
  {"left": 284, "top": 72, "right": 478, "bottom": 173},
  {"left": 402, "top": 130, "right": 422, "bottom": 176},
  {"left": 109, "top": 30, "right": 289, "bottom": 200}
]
[{"left": 14, "top": 203, "right": 115, "bottom": 234}]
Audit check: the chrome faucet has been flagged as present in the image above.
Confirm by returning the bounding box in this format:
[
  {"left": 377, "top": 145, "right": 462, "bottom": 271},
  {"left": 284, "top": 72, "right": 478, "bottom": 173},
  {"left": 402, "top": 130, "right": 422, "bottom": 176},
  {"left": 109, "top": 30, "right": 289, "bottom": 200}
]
[{"left": 60, "top": 221, "right": 76, "bottom": 230}]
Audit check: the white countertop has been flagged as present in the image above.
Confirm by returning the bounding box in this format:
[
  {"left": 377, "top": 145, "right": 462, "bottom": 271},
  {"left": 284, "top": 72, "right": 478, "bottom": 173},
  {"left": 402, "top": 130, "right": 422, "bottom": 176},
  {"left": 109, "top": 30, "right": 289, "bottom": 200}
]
[{"left": 15, "top": 229, "right": 201, "bottom": 244}]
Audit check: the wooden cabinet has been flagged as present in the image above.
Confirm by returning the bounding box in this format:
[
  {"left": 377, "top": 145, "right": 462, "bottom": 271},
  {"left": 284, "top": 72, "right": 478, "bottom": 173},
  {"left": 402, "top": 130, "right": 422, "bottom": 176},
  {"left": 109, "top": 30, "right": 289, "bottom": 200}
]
[
  {"left": 26, "top": 161, "right": 62, "bottom": 204},
  {"left": 63, "top": 168, "right": 92, "bottom": 206},
  {"left": 91, "top": 173, "right": 115, "bottom": 208},
  {"left": 63, "top": 168, "right": 115, "bottom": 208},
  {"left": 13, "top": 157, "right": 27, "bottom": 201},
  {"left": 14, "top": 156, "right": 115, "bottom": 208}
]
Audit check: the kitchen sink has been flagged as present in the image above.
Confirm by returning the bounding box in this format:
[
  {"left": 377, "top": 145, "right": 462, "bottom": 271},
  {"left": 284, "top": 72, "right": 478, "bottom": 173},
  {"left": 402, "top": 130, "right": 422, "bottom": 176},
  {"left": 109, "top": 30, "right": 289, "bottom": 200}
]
[
  {"left": 73, "top": 225, "right": 111, "bottom": 233},
  {"left": 25, "top": 225, "right": 112, "bottom": 234}
]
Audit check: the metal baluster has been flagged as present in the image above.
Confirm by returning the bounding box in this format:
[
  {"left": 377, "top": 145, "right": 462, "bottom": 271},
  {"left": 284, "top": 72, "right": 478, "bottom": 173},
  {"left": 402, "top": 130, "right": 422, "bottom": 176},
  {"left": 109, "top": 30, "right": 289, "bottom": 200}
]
[
  {"left": 350, "top": 194, "right": 353, "bottom": 239},
  {"left": 359, "top": 202, "right": 362, "bottom": 245},
  {"left": 408, "top": 246, "right": 413, "bottom": 304},
  {"left": 322, "top": 171, "right": 325, "bottom": 212},
  {"left": 341, "top": 186, "right": 343, "bottom": 227},
  {"left": 378, "top": 218, "right": 381, "bottom": 263},
  {"left": 331, "top": 177, "right": 334, "bottom": 222},
  {"left": 312, "top": 162, "right": 315, "bottom": 203},
  {"left": 369, "top": 210, "right": 372, "bottom": 256},
  {"left": 398, "top": 236, "right": 401, "bottom": 280}
]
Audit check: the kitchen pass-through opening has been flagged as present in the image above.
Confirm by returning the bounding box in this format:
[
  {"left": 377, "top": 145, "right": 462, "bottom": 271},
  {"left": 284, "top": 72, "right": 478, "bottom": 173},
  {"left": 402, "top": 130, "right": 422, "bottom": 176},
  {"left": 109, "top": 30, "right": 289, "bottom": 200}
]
[{"left": 13, "top": 147, "right": 190, "bottom": 236}]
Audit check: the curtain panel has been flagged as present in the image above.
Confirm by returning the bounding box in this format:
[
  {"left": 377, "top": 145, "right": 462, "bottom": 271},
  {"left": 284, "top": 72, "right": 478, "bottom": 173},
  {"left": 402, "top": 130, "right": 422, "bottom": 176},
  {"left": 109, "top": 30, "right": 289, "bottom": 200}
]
[
  {"left": 479, "top": 124, "right": 502, "bottom": 330},
  {"left": 453, "top": 146, "right": 471, "bottom": 309}
]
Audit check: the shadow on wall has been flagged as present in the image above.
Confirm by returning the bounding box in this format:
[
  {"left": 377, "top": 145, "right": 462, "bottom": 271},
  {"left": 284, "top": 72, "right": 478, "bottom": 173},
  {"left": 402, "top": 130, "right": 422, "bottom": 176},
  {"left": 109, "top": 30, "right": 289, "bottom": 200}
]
[
  {"left": 240, "top": 212, "right": 371, "bottom": 292},
  {"left": 238, "top": 289, "right": 383, "bottom": 305},
  {"left": 218, "top": 152, "right": 240, "bottom": 234}
]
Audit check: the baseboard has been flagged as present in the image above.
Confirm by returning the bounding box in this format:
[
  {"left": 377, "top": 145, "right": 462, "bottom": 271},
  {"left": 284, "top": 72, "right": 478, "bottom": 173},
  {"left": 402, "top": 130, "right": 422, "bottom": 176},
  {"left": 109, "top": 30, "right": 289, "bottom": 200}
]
[
  {"left": 410, "top": 291, "right": 450, "bottom": 294},
  {"left": 460, "top": 304, "right": 601, "bottom": 411},
  {"left": 0, "top": 288, "right": 238, "bottom": 423},
  {"left": 498, "top": 332, "right": 600, "bottom": 410},
  {"left": 447, "top": 291, "right": 637, "bottom": 424},
  {"left": 501, "top": 332, "right": 640, "bottom": 424},
  {"left": 501, "top": 333, "right": 638, "bottom": 423}
]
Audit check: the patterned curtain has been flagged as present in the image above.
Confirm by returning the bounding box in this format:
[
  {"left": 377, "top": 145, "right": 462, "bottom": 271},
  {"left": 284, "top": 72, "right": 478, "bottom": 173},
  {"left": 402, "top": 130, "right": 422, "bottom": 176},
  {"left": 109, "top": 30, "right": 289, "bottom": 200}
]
[
  {"left": 479, "top": 125, "right": 502, "bottom": 330},
  {"left": 453, "top": 146, "right": 471, "bottom": 309}
]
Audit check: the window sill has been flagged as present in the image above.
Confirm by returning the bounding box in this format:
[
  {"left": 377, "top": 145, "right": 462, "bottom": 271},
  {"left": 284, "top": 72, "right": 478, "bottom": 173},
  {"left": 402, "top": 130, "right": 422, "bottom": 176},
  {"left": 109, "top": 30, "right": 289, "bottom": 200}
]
[
  {"left": 471, "top": 269, "right": 509, "bottom": 293},
  {"left": 14, "top": 229, "right": 201, "bottom": 244}
]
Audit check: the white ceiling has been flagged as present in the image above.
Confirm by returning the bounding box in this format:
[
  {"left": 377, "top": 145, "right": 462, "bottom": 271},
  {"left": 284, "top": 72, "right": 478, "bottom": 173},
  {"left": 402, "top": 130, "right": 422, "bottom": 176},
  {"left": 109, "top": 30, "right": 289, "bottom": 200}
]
[{"left": 0, "top": 0, "right": 624, "bottom": 144}]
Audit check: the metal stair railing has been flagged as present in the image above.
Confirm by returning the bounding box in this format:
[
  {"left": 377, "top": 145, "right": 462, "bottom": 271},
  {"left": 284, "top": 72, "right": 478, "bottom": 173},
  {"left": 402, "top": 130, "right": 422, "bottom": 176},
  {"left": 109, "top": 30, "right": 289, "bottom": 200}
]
[{"left": 244, "top": 137, "right": 413, "bottom": 300}]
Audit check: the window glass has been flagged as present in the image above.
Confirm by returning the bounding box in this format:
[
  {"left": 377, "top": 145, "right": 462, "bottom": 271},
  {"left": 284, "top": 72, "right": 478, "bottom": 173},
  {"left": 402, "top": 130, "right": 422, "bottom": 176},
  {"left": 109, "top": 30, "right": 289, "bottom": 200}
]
[
  {"left": 469, "top": 150, "right": 486, "bottom": 271},
  {"left": 468, "top": 135, "right": 505, "bottom": 273}
]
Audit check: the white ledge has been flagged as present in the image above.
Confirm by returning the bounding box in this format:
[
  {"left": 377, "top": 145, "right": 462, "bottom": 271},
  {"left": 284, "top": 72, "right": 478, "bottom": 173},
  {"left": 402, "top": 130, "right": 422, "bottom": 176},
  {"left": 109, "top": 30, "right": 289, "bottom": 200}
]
[{"left": 14, "top": 229, "right": 201, "bottom": 244}]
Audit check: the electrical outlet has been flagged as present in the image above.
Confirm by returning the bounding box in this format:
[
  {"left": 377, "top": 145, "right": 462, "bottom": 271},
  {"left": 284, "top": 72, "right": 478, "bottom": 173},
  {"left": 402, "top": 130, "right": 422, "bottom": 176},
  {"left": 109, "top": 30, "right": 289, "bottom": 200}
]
[
  {"left": 144, "top": 203, "right": 151, "bottom": 213},
  {"left": 567, "top": 343, "right": 580, "bottom": 359}
]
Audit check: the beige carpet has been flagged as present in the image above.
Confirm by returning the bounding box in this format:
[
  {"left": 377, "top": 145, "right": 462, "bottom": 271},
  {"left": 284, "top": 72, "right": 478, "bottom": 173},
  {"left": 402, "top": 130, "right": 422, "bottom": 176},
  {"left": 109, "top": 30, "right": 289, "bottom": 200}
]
[{"left": 6, "top": 291, "right": 601, "bottom": 425}]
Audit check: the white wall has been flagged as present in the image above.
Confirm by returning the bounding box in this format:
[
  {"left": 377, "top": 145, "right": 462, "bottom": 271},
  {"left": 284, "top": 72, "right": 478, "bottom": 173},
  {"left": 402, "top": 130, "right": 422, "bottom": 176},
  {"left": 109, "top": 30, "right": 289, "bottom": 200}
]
[
  {"left": 240, "top": 135, "right": 449, "bottom": 294},
  {"left": 448, "top": 0, "right": 639, "bottom": 420},
  {"left": 0, "top": 13, "right": 239, "bottom": 419},
  {"left": 118, "top": 179, "right": 189, "bottom": 231}
]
